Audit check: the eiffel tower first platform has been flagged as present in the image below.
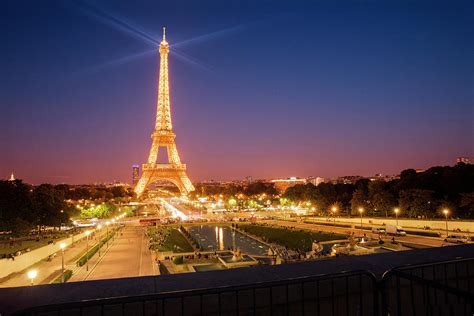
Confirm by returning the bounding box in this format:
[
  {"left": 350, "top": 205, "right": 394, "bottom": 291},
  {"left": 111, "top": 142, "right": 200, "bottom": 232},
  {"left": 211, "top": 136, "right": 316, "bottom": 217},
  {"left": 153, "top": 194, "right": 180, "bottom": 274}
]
[{"left": 134, "top": 28, "right": 194, "bottom": 197}]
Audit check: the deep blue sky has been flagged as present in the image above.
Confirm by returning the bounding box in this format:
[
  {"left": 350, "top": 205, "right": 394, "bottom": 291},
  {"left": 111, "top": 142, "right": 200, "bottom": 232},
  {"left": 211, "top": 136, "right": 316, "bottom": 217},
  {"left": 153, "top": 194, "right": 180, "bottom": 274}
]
[{"left": 1, "top": 0, "right": 473, "bottom": 184}]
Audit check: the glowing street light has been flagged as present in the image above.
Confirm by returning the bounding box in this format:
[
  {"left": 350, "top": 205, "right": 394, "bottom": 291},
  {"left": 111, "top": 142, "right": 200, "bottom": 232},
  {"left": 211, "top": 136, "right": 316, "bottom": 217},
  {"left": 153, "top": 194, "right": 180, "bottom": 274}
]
[
  {"left": 443, "top": 209, "right": 449, "bottom": 237},
  {"left": 358, "top": 207, "right": 364, "bottom": 230},
  {"left": 59, "top": 243, "right": 66, "bottom": 283},
  {"left": 27, "top": 269, "right": 38, "bottom": 286},
  {"left": 331, "top": 206, "right": 337, "bottom": 222},
  {"left": 85, "top": 230, "right": 91, "bottom": 271},
  {"left": 394, "top": 208, "right": 400, "bottom": 226}
]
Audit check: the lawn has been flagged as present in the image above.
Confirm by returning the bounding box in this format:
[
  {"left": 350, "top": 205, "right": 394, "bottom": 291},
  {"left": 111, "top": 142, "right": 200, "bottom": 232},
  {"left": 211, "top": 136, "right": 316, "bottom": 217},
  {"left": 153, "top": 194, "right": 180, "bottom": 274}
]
[
  {"left": 238, "top": 224, "right": 347, "bottom": 252},
  {"left": 148, "top": 227, "right": 194, "bottom": 253}
]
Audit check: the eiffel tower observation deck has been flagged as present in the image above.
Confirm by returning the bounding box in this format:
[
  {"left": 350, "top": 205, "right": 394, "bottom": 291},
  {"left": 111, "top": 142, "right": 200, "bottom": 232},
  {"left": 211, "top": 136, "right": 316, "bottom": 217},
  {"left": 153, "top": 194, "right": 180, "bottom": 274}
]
[{"left": 134, "top": 27, "right": 194, "bottom": 197}]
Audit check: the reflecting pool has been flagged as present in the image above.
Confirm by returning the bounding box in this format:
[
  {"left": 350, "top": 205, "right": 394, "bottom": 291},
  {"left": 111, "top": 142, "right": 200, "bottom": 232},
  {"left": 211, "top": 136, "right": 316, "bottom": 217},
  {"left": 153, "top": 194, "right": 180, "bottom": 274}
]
[{"left": 187, "top": 225, "right": 269, "bottom": 256}]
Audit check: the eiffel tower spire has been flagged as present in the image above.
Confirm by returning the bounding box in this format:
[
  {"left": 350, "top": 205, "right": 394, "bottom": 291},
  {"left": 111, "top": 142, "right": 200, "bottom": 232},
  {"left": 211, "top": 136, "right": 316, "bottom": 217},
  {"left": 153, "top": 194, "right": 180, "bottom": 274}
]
[
  {"left": 134, "top": 28, "right": 194, "bottom": 197},
  {"left": 155, "top": 26, "right": 172, "bottom": 131}
]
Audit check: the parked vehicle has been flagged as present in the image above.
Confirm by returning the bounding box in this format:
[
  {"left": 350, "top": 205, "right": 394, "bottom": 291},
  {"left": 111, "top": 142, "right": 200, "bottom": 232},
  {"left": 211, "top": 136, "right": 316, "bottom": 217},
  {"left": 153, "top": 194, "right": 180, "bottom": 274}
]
[
  {"left": 371, "top": 227, "right": 385, "bottom": 234},
  {"left": 386, "top": 225, "right": 407, "bottom": 236},
  {"left": 444, "top": 235, "right": 469, "bottom": 244}
]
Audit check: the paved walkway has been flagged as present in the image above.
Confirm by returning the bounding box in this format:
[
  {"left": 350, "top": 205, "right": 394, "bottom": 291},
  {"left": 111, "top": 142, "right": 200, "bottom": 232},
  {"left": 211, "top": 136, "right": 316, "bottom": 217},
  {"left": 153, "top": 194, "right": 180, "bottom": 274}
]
[
  {"left": 0, "top": 230, "right": 106, "bottom": 288},
  {"left": 70, "top": 226, "right": 155, "bottom": 282}
]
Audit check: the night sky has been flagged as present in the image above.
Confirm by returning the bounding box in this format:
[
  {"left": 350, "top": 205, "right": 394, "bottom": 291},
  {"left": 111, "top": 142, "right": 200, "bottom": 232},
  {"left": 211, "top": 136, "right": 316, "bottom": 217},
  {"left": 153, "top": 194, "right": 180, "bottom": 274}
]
[{"left": 1, "top": 0, "right": 473, "bottom": 184}]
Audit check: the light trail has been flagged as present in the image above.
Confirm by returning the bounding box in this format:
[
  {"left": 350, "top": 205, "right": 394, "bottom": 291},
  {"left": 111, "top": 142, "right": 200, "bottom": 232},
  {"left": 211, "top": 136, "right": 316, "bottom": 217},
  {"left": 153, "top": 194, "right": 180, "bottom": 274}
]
[{"left": 160, "top": 198, "right": 188, "bottom": 221}]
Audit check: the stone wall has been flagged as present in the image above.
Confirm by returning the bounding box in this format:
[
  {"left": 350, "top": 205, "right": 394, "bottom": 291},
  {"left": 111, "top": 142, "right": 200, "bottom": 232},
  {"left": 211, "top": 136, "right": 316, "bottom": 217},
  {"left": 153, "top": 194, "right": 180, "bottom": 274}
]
[{"left": 0, "top": 232, "right": 87, "bottom": 279}]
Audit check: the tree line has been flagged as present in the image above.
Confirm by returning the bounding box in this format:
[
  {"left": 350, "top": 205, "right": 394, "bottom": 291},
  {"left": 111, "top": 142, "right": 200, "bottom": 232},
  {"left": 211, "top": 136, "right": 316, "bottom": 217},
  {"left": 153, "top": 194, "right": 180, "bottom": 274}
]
[
  {"left": 283, "top": 163, "right": 474, "bottom": 219},
  {"left": 0, "top": 180, "right": 134, "bottom": 235}
]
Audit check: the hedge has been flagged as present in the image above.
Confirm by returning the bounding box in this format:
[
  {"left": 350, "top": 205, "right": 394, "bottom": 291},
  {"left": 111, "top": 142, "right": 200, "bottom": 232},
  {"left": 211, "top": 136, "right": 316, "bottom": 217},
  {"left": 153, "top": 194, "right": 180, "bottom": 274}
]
[
  {"left": 404, "top": 230, "right": 441, "bottom": 237},
  {"left": 76, "top": 229, "right": 117, "bottom": 267},
  {"left": 53, "top": 269, "right": 73, "bottom": 283},
  {"left": 173, "top": 256, "right": 184, "bottom": 264}
]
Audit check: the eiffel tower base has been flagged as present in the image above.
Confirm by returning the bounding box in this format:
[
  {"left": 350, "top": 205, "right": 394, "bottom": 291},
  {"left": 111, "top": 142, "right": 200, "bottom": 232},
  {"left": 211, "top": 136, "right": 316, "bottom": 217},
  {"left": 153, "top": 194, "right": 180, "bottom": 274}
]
[{"left": 134, "top": 164, "right": 194, "bottom": 197}]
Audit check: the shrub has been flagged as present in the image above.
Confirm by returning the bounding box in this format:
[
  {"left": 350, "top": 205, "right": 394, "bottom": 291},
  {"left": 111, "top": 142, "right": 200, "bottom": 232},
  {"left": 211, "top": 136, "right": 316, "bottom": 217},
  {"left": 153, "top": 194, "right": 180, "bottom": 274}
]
[
  {"left": 405, "top": 230, "right": 440, "bottom": 237},
  {"left": 53, "top": 269, "right": 73, "bottom": 283},
  {"left": 77, "top": 229, "right": 117, "bottom": 266},
  {"left": 173, "top": 256, "right": 183, "bottom": 264}
]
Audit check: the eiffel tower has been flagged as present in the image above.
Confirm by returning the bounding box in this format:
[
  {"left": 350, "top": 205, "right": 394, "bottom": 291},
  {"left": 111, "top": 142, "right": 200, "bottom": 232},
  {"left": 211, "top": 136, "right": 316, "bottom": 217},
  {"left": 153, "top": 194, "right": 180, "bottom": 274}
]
[{"left": 134, "top": 28, "right": 194, "bottom": 197}]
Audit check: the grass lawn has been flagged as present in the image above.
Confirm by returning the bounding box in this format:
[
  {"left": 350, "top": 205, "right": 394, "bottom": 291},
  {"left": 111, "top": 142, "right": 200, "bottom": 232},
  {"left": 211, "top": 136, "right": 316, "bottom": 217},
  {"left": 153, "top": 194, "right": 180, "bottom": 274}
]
[
  {"left": 238, "top": 224, "right": 348, "bottom": 252},
  {"left": 160, "top": 229, "right": 194, "bottom": 252},
  {"left": 148, "top": 227, "right": 194, "bottom": 253},
  {"left": 0, "top": 239, "right": 50, "bottom": 256}
]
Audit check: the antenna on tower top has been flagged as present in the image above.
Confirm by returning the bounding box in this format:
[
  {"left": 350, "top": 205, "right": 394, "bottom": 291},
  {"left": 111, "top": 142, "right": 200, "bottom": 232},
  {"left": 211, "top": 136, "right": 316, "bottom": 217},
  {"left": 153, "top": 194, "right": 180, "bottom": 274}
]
[{"left": 163, "top": 26, "right": 166, "bottom": 41}]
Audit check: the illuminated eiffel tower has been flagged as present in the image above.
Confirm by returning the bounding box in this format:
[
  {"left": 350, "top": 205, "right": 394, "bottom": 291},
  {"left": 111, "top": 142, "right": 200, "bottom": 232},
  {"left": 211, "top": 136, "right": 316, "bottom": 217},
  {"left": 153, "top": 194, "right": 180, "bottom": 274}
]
[{"left": 134, "top": 28, "right": 194, "bottom": 197}]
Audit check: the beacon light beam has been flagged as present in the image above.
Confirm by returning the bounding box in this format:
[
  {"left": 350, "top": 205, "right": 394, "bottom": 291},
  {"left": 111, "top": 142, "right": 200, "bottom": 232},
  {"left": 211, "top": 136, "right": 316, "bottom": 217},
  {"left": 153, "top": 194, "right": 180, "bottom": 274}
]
[
  {"left": 74, "top": 49, "right": 156, "bottom": 75},
  {"left": 171, "top": 23, "right": 249, "bottom": 49},
  {"left": 73, "top": 0, "right": 159, "bottom": 47}
]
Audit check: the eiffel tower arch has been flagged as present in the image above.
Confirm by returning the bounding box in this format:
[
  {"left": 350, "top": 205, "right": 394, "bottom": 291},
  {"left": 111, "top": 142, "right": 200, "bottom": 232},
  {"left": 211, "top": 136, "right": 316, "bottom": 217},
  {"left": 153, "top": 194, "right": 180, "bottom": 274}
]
[{"left": 134, "top": 28, "right": 194, "bottom": 197}]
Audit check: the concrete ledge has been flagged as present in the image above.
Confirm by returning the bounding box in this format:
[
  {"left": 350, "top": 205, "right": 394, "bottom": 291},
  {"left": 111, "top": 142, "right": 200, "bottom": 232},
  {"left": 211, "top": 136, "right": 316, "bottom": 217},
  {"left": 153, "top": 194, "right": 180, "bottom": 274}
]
[{"left": 0, "top": 244, "right": 473, "bottom": 315}]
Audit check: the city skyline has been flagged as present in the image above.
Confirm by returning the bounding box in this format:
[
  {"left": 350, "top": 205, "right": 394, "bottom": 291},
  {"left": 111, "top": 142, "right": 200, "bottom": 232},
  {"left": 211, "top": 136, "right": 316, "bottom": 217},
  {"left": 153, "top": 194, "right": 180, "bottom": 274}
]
[{"left": 2, "top": 0, "right": 473, "bottom": 184}]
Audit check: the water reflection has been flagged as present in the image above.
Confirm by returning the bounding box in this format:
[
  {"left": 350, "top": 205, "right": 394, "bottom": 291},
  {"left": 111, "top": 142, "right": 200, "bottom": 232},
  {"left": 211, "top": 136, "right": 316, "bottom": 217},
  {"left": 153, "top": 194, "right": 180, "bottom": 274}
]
[{"left": 189, "top": 225, "right": 269, "bottom": 256}]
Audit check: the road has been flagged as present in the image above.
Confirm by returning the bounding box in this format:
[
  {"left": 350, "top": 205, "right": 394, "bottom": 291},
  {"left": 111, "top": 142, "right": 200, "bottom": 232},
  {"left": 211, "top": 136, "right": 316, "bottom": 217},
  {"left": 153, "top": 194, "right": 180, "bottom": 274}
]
[
  {"left": 71, "top": 225, "right": 155, "bottom": 282},
  {"left": 263, "top": 220, "right": 455, "bottom": 248}
]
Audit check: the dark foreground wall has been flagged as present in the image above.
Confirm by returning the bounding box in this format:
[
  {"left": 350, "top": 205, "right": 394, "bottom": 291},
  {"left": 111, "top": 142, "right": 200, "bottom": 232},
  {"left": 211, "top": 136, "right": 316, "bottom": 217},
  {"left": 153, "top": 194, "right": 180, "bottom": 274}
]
[{"left": 1, "top": 244, "right": 473, "bottom": 315}]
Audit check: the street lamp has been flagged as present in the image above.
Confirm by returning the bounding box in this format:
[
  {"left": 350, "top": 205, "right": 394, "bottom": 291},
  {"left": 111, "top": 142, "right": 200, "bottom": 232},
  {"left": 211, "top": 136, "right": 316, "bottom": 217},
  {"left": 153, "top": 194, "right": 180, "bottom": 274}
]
[
  {"left": 394, "top": 208, "right": 399, "bottom": 226},
  {"left": 85, "top": 230, "right": 91, "bottom": 271},
  {"left": 331, "top": 206, "right": 337, "bottom": 222},
  {"left": 27, "top": 269, "right": 38, "bottom": 286},
  {"left": 97, "top": 225, "right": 102, "bottom": 257},
  {"left": 443, "top": 209, "right": 449, "bottom": 237},
  {"left": 106, "top": 221, "right": 110, "bottom": 248},
  {"left": 358, "top": 207, "right": 364, "bottom": 230},
  {"left": 59, "top": 243, "right": 66, "bottom": 283}
]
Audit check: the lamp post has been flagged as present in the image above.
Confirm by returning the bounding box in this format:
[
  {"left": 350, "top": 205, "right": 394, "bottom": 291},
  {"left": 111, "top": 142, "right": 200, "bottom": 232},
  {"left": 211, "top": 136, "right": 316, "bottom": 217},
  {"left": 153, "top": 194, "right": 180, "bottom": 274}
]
[
  {"left": 106, "top": 221, "right": 110, "bottom": 248},
  {"left": 85, "top": 230, "right": 91, "bottom": 271},
  {"left": 97, "top": 224, "right": 102, "bottom": 257},
  {"left": 27, "top": 269, "right": 38, "bottom": 286},
  {"left": 358, "top": 207, "right": 364, "bottom": 231},
  {"left": 443, "top": 209, "right": 449, "bottom": 237},
  {"left": 331, "top": 206, "right": 337, "bottom": 222},
  {"left": 394, "top": 208, "right": 399, "bottom": 226},
  {"left": 59, "top": 243, "right": 66, "bottom": 283}
]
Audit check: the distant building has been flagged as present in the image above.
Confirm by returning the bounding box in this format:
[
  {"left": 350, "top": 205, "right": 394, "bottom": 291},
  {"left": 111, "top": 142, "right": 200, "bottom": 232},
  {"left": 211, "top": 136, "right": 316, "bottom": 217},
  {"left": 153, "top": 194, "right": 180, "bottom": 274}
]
[
  {"left": 457, "top": 157, "right": 471, "bottom": 164},
  {"left": 132, "top": 165, "right": 140, "bottom": 185},
  {"left": 246, "top": 176, "right": 253, "bottom": 184},
  {"left": 334, "top": 175, "right": 365, "bottom": 184},
  {"left": 8, "top": 172, "right": 15, "bottom": 181},
  {"left": 307, "top": 177, "right": 325, "bottom": 186},
  {"left": 271, "top": 177, "right": 306, "bottom": 192}
]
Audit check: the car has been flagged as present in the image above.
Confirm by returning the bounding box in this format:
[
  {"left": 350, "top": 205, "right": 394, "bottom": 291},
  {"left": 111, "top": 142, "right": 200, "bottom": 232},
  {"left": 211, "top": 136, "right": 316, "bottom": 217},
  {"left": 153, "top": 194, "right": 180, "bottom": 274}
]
[
  {"left": 444, "top": 235, "right": 469, "bottom": 244},
  {"left": 371, "top": 227, "right": 385, "bottom": 234}
]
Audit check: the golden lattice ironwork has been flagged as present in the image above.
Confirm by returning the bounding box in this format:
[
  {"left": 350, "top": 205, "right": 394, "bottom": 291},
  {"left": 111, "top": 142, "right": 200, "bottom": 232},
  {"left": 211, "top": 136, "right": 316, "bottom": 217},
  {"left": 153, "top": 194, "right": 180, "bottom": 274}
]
[{"left": 134, "top": 27, "right": 194, "bottom": 197}]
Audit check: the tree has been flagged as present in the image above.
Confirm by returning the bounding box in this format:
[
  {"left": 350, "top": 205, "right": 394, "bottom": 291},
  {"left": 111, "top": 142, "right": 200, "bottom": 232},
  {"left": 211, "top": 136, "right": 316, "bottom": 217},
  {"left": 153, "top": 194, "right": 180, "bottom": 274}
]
[
  {"left": 368, "top": 181, "right": 396, "bottom": 217},
  {"left": 351, "top": 188, "right": 369, "bottom": 215},
  {"left": 399, "top": 189, "right": 434, "bottom": 218}
]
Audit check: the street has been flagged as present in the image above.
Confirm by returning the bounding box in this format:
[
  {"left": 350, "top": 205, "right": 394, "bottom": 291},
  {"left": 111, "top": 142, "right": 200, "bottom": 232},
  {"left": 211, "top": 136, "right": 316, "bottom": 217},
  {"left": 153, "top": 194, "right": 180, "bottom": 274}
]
[{"left": 70, "top": 225, "right": 155, "bottom": 282}]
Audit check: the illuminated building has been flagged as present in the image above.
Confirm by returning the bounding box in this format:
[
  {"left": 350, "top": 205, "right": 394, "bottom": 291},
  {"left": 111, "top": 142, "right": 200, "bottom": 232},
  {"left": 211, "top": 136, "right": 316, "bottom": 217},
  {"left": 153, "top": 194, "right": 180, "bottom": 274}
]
[
  {"left": 8, "top": 173, "right": 15, "bottom": 181},
  {"left": 271, "top": 177, "right": 306, "bottom": 192},
  {"left": 307, "top": 176, "right": 325, "bottom": 186},
  {"left": 134, "top": 28, "right": 194, "bottom": 197},
  {"left": 457, "top": 157, "right": 471, "bottom": 164},
  {"left": 132, "top": 165, "right": 140, "bottom": 185}
]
